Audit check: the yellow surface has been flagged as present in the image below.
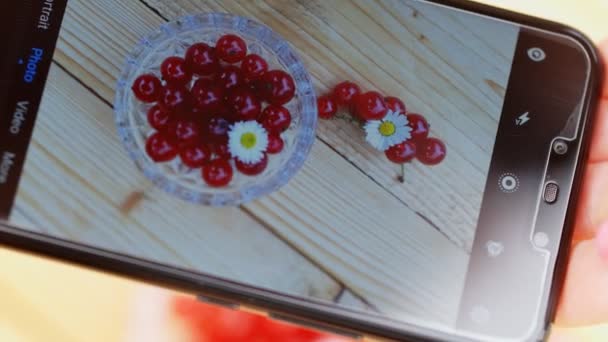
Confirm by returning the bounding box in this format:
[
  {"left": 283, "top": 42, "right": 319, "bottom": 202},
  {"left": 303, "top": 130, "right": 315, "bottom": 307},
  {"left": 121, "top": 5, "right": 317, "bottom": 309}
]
[{"left": 1, "top": 1, "right": 607, "bottom": 342}]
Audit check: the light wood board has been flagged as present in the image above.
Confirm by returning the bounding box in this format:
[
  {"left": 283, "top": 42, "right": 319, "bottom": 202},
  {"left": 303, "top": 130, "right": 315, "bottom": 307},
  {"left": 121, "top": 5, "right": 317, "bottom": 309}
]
[{"left": 10, "top": 0, "right": 519, "bottom": 325}]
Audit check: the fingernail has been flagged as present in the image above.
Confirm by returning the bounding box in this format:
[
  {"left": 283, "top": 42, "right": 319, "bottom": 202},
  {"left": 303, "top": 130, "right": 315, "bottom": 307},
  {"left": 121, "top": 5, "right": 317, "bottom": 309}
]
[{"left": 597, "top": 221, "right": 608, "bottom": 262}]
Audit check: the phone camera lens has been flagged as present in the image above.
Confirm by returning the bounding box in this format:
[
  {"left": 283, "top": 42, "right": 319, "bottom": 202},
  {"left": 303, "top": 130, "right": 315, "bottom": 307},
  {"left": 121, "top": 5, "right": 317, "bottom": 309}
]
[
  {"left": 553, "top": 140, "right": 568, "bottom": 155},
  {"left": 527, "top": 47, "right": 547, "bottom": 62}
]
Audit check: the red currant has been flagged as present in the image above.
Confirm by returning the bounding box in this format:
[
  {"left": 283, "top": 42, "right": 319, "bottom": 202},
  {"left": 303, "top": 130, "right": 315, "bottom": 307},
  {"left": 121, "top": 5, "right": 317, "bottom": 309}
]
[
  {"left": 202, "top": 159, "right": 234, "bottom": 187},
  {"left": 215, "top": 34, "right": 248, "bottom": 63},
  {"left": 354, "top": 91, "right": 388, "bottom": 120},
  {"left": 236, "top": 154, "right": 268, "bottom": 176},
  {"left": 227, "top": 88, "right": 261, "bottom": 120},
  {"left": 407, "top": 113, "right": 430, "bottom": 141},
  {"left": 147, "top": 105, "right": 172, "bottom": 131},
  {"left": 332, "top": 81, "right": 360, "bottom": 106},
  {"left": 267, "top": 134, "right": 284, "bottom": 154},
  {"left": 206, "top": 116, "right": 232, "bottom": 143},
  {"left": 161, "top": 56, "right": 191, "bottom": 86},
  {"left": 260, "top": 70, "right": 296, "bottom": 105},
  {"left": 180, "top": 144, "right": 212, "bottom": 168},
  {"left": 211, "top": 143, "right": 232, "bottom": 160},
  {"left": 385, "top": 96, "right": 407, "bottom": 115},
  {"left": 216, "top": 65, "right": 244, "bottom": 92},
  {"left": 260, "top": 105, "right": 292, "bottom": 133},
  {"left": 185, "top": 43, "right": 219, "bottom": 76},
  {"left": 417, "top": 138, "right": 446, "bottom": 165},
  {"left": 160, "top": 85, "right": 191, "bottom": 114},
  {"left": 166, "top": 119, "right": 202, "bottom": 149},
  {"left": 385, "top": 140, "right": 417, "bottom": 164},
  {"left": 146, "top": 132, "right": 178, "bottom": 162},
  {"left": 132, "top": 74, "right": 162, "bottom": 103},
  {"left": 317, "top": 95, "right": 338, "bottom": 119},
  {"left": 191, "top": 80, "right": 225, "bottom": 114},
  {"left": 241, "top": 54, "right": 268, "bottom": 82}
]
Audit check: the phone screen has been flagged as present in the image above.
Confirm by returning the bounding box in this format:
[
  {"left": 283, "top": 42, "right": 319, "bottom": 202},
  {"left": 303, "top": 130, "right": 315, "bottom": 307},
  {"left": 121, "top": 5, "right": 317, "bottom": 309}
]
[{"left": 0, "top": 0, "right": 591, "bottom": 340}]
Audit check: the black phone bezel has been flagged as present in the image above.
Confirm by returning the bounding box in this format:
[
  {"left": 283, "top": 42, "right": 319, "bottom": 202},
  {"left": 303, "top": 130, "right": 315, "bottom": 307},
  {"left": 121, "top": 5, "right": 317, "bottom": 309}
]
[{"left": 0, "top": 1, "right": 603, "bottom": 341}]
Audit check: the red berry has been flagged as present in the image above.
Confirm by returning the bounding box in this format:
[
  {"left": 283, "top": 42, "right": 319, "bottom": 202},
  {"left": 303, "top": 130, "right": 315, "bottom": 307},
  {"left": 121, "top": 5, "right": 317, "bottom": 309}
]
[
  {"left": 385, "top": 140, "right": 417, "bottom": 164},
  {"left": 241, "top": 54, "right": 268, "bottom": 82},
  {"left": 146, "top": 132, "right": 178, "bottom": 162},
  {"left": 180, "top": 144, "right": 212, "bottom": 168},
  {"left": 147, "top": 105, "right": 172, "bottom": 131},
  {"left": 417, "top": 138, "right": 446, "bottom": 165},
  {"left": 216, "top": 65, "right": 244, "bottom": 92},
  {"left": 260, "top": 105, "right": 292, "bottom": 133},
  {"left": 210, "top": 143, "right": 232, "bottom": 160},
  {"left": 191, "top": 80, "right": 225, "bottom": 114},
  {"left": 407, "top": 113, "right": 430, "bottom": 141},
  {"left": 332, "top": 81, "right": 360, "bottom": 106},
  {"left": 317, "top": 95, "right": 338, "bottom": 119},
  {"left": 385, "top": 96, "right": 407, "bottom": 115},
  {"left": 227, "top": 88, "right": 261, "bottom": 120},
  {"left": 161, "top": 56, "right": 191, "bottom": 86},
  {"left": 132, "top": 74, "right": 162, "bottom": 103},
  {"left": 267, "top": 134, "right": 284, "bottom": 154},
  {"left": 354, "top": 91, "right": 388, "bottom": 120},
  {"left": 160, "top": 85, "right": 191, "bottom": 113},
  {"left": 202, "top": 159, "right": 233, "bottom": 187},
  {"left": 185, "top": 43, "right": 219, "bottom": 76},
  {"left": 166, "top": 119, "right": 201, "bottom": 149},
  {"left": 206, "top": 117, "right": 232, "bottom": 143},
  {"left": 236, "top": 154, "right": 268, "bottom": 176},
  {"left": 260, "top": 70, "right": 296, "bottom": 105},
  {"left": 215, "top": 34, "right": 248, "bottom": 63}
]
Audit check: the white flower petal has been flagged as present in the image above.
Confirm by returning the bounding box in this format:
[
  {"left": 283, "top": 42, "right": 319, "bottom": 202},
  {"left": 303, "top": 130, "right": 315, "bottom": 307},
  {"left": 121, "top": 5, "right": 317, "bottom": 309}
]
[
  {"left": 364, "top": 111, "right": 413, "bottom": 151},
  {"left": 228, "top": 121, "right": 269, "bottom": 164}
]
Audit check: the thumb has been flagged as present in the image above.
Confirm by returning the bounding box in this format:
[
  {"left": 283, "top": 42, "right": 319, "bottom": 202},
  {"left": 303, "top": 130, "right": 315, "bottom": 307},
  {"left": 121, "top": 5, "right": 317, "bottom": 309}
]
[{"left": 555, "top": 222, "right": 608, "bottom": 326}]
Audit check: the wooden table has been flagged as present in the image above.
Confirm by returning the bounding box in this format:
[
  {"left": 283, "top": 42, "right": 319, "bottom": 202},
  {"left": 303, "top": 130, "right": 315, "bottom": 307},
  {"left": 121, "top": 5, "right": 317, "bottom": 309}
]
[{"left": 2, "top": 0, "right": 569, "bottom": 327}]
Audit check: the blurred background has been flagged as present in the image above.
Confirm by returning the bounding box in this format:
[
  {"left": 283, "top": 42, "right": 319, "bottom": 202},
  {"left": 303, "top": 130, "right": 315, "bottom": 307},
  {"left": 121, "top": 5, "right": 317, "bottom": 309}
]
[{"left": 1, "top": 0, "right": 607, "bottom": 341}]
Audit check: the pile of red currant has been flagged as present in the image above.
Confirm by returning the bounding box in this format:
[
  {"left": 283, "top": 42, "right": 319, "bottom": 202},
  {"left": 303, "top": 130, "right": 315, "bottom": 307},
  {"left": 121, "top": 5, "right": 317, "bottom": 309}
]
[
  {"left": 131, "top": 34, "right": 296, "bottom": 188},
  {"left": 317, "top": 81, "right": 446, "bottom": 168},
  {"left": 172, "top": 296, "right": 336, "bottom": 341}
]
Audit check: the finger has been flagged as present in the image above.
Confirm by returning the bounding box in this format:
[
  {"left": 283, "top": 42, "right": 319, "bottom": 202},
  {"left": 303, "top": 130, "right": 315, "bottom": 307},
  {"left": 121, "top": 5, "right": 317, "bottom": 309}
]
[
  {"left": 548, "top": 327, "right": 587, "bottom": 342},
  {"left": 549, "top": 325, "right": 608, "bottom": 342},
  {"left": 555, "top": 227, "right": 608, "bottom": 326},
  {"left": 602, "top": 40, "right": 608, "bottom": 99},
  {"left": 588, "top": 99, "right": 608, "bottom": 163},
  {"left": 587, "top": 39, "right": 608, "bottom": 162},
  {"left": 573, "top": 161, "right": 608, "bottom": 241}
]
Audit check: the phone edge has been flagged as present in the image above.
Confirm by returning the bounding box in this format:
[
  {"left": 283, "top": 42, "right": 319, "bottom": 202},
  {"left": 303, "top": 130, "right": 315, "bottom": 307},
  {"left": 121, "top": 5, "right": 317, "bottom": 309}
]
[{"left": 0, "top": 1, "right": 603, "bottom": 341}]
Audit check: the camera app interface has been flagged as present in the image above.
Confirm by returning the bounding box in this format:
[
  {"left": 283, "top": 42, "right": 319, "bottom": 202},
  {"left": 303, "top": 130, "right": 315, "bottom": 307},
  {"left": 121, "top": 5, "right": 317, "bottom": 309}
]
[{"left": 2, "top": 0, "right": 557, "bottom": 336}]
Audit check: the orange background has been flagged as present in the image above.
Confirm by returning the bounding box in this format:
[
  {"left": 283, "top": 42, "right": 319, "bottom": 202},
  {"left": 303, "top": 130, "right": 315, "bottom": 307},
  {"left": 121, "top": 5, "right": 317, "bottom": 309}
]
[{"left": 1, "top": 1, "right": 607, "bottom": 341}]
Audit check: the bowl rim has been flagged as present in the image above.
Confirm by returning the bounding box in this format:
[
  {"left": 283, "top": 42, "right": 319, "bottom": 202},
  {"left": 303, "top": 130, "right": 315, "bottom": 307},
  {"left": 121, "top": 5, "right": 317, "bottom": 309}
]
[{"left": 113, "top": 12, "right": 318, "bottom": 207}]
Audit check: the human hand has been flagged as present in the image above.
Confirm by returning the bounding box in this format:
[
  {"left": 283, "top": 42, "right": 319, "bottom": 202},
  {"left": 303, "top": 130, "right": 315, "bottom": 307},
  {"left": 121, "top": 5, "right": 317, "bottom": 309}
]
[{"left": 551, "top": 40, "right": 608, "bottom": 340}]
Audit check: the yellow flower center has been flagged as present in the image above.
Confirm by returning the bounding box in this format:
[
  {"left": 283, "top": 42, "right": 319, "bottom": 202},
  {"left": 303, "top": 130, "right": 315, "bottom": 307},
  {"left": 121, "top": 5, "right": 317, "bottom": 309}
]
[
  {"left": 378, "top": 121, "right": 396, "bottom": 137},
  {"left": 240, "top": 132, "right": 257, "bottom": 149}
]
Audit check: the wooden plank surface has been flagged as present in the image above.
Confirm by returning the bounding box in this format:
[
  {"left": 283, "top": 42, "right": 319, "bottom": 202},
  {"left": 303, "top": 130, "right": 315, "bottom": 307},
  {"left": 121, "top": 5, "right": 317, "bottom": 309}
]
[
  {"left": 144, "top": 0, "right": 518, "bottom": 251},
  {"left": 11, "top": 0, "right": 519, "bottom": 324},
  {"left": 16, "top": 64, "right": 341, "bottom": 300}
]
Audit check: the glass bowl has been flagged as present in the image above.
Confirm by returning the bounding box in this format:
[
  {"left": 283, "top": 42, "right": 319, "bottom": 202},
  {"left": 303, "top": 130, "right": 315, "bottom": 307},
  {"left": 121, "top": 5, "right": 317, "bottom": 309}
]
[{"left": 114, "top": 13, "right": 317, "bottom": 206}]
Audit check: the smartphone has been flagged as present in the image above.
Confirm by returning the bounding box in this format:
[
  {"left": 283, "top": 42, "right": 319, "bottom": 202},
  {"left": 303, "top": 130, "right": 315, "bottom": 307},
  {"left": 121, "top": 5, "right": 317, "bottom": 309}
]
[{"left": 0, "top": 0, "right": 602, "bottom": 341}]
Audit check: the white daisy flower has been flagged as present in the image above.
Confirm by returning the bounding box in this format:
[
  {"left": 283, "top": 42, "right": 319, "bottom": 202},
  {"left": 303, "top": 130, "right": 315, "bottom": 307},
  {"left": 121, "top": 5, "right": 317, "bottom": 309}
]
[
  {"left": 228, "top": 121, "right": 269, "bottom": 164},
  {"left": 364, "top": 110, "right": 412, "bottom": 151}
]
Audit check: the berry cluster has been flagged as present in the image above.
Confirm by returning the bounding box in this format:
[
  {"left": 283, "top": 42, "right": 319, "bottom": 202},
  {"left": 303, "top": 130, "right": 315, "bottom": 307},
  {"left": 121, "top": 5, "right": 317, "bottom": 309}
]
[
  {"left": 318, "top": 81, "right": 446, "bottom": 176},
  {"left": 131, "top": 34, "right": 296, "bottom": 188},
  {"left": 172, "top": 296, "right": 332, "bottom": 341}
]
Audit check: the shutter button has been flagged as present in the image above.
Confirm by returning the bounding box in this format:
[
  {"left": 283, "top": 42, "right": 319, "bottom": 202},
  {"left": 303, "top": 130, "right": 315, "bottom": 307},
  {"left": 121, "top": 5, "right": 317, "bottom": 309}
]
[{"left": 544, "top": 182, "right": 559, "bottom": 204}]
